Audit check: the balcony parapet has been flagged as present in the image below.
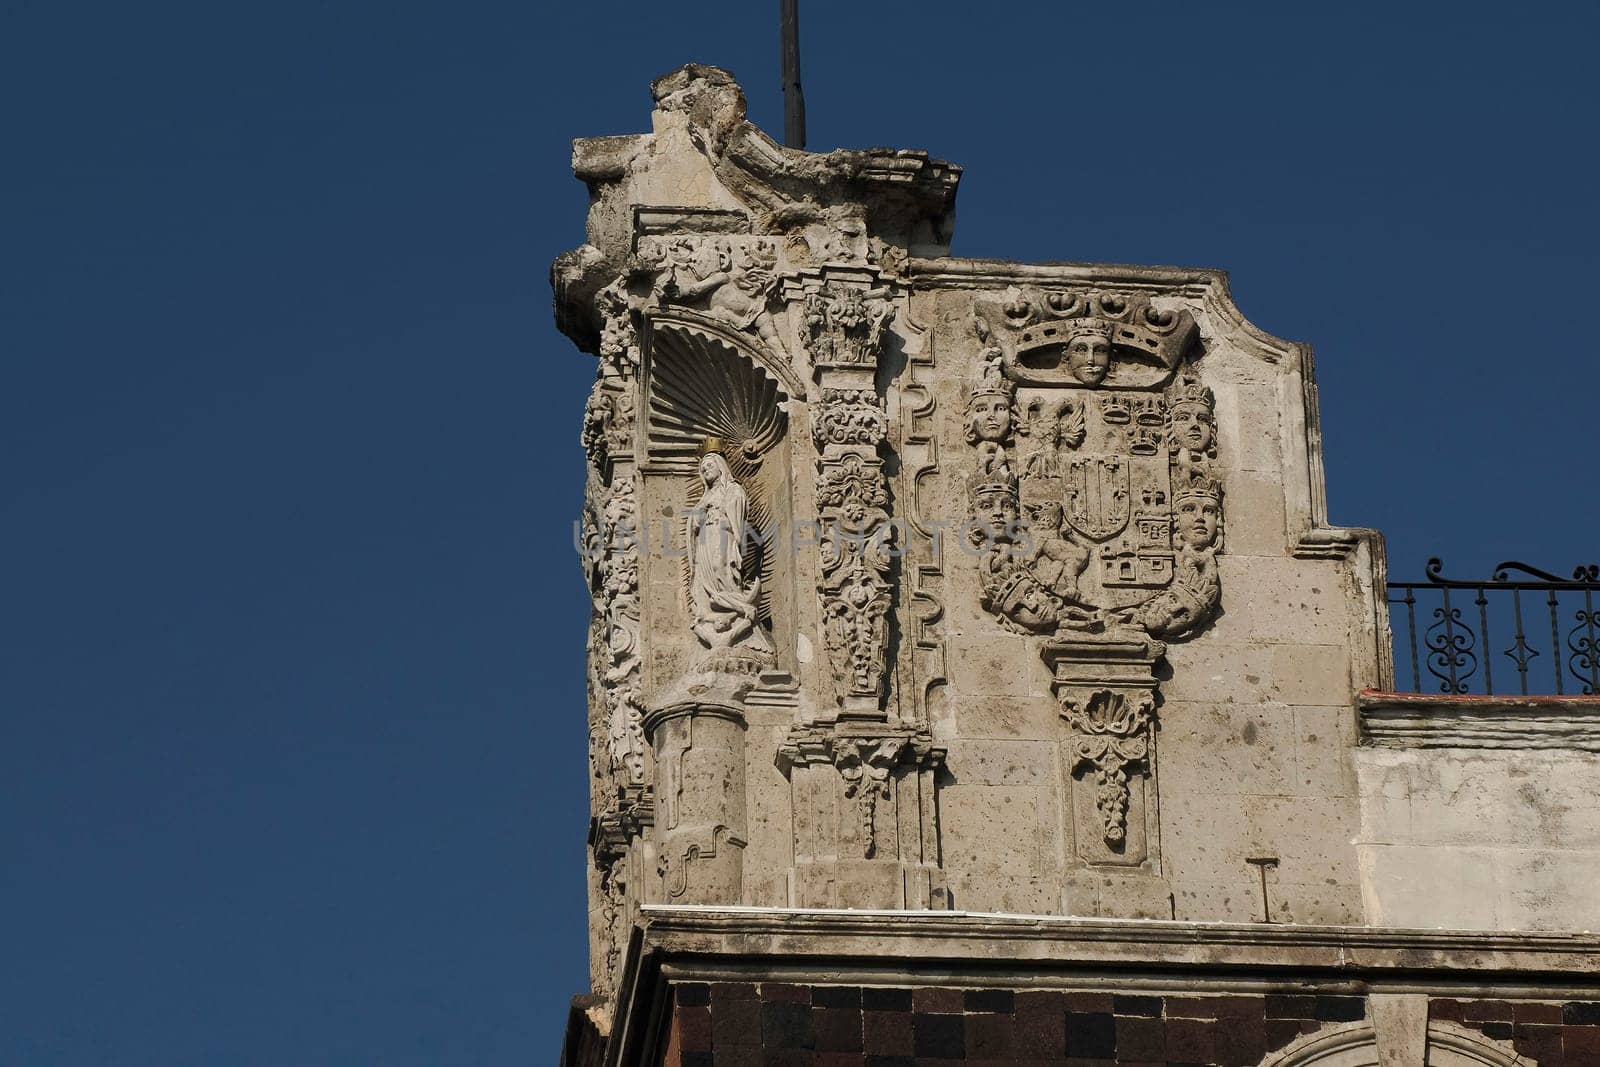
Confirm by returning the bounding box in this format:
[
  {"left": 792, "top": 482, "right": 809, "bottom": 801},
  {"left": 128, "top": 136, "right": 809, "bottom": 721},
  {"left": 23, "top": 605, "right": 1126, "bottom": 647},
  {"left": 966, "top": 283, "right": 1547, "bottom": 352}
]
[{"left": 1358, "top": 689, "right": 1600, "bottom": 752}]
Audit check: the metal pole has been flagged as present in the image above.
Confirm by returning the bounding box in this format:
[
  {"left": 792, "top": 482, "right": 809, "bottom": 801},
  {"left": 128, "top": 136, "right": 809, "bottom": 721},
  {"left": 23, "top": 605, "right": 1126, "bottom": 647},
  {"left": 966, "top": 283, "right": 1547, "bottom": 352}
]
[{"left": 780, "top": 0, "right": 806, "bottom": 149}]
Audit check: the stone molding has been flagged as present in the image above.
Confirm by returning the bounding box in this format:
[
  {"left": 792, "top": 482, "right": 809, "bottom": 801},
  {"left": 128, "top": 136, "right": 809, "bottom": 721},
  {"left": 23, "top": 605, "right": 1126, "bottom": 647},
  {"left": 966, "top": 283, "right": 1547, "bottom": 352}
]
[
  {"left": 600, "top": 907, "right": 1600, "bottom": 1067},
  {"left": 1259, "top": 1019, "right": 1529, "bottom": 1067},
  {"left": 1359, "top": 691, "right": 1600, "bottom": 752}
]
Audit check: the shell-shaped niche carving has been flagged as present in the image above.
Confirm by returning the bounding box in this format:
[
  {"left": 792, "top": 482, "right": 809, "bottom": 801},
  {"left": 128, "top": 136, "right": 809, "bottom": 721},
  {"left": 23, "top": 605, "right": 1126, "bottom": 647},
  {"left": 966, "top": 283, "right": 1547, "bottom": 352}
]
[{"left": 647, "top": 321, "right": 790, "bottom": 622}]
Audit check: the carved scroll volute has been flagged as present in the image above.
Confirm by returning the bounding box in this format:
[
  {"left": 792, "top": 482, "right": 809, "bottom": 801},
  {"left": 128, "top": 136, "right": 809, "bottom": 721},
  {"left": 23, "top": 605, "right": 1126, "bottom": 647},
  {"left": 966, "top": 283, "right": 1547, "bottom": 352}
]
[{"left": 793, "top": 268, "right": 898, "bottom": 717}]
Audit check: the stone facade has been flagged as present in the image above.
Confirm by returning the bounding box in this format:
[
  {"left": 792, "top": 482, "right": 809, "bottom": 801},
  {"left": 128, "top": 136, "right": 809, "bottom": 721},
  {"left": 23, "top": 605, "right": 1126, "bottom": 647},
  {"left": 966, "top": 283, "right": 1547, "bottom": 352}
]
[{"left": 553, "top": 65, "right": 1600, "bottom": 1066}]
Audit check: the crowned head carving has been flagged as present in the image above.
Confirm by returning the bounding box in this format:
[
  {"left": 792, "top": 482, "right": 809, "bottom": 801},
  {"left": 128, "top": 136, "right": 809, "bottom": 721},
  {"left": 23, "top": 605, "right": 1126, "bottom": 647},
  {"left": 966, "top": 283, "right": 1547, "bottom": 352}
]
[
  {"left": 1167, "top": 374, "right": 1216, "bottom": 455},
  {"left": 967, "top": 467, "right": 1021, "bottom": 546},
  {"left": 1173, "top": 474, "right": 1222, "bottom": 551},
  {"left": 1063, "top": 319, "right": 1115, "bottom": 387}
]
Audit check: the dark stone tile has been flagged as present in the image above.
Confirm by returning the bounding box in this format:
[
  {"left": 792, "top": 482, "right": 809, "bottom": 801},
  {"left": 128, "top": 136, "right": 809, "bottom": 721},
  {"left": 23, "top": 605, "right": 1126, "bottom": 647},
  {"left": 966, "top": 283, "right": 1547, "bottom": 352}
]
[
  {"left": 1213, "top": 997, "right": 1266, "bottom": 1021},
  {"left": 711, "top": 981, "right": 758, "bottom": 1002},
  {"left": 1016, "top": 990, "right": 1066, "bottom": 1017},
  {"left": 1163, "top": 997, "right": 1219, "bottom": 1020},
  {"left": 964, "top": 988, "right": 1015, "bottom": 1014},
  {"left": 863, "top": 1011, "right": 913, "bottom": 1056},
  {"left": 1213, "top": 1014, "right": 1266, "bottom": 1066},
  {"left": 762, "top": 1052, "right": 816, "bottom": 1067},
  {"left": 862, "top": 1057, "right": 917, "bottom": 1067},
  {"left": 965, "top": 1013, "right": 1015, "bottom": 1057},
  {"left": 712, "top": 996, "right": 760, "bottom": 1048},
  {"left": 814, "top": 1054, "right": 865, "bottom": 1067},
  {"left": 680, "top": 1052, "right": 713, "bottom": 1067},
  {"left": 761, "top": 983, "right": 813, "bottom": 1004},
  {"left": 1513, "top": 1023, "right": 1563, "bottom": 1063},
  {"left": 1063, "top": 1059, "right": 1116, "bottom": 1067},
  {"left": 814, "top": 1008, "right": 864, "bottom": 1054},
  {"left": 1263, "top": 994, "right": 1316, "bottom": 1020},
  {"left": 676, "top": 1006, "right": 712, "bottom": 1052},
  {"left": 762, "top": 1000, "right": 816, "bottom": 1050},
  {"left": 914, "top": 987, "right": 966, "bottom": 1014},
  {"left": 1164, "top": 1018, "right": 1215, "bottom": 1063},
  {"left": 1513, "top": 1002, "right": 1563, "bottom": 1024},
  {"left": 676, "top": 983, "right": 711, "bottom": 1007},
  {"left": 1112, "top": 994, "right": 1162, "bottom": 1017},
  {"left": 1564, "top": 1001, "right": 1600, "bottom": 1025},
  {"left": 1314, "top": 996, "right": 1364, "bottom": 1022},
  {"left": 1429, "top": 998, "right": 1464, "bottom": 1023},
  {"left": 861, "top": 988, "right": 913, "bottom": 1012},
  {"left": 1066, "top": 1012, "right": 1116, "bottom": 1059},
  {"left": 710, "top": 1046, "right": 762, "bottom": 1067},
  {"left": 913, "top": 1012, "right": 966, "bottom": 1058},
  {"left": 1114, "top": 1015, "right": 1164, "bottom": 1060},
  {"left": 1265, "top": 1018, "right": 1306, "bottom": 1054},
  {"left": 1481, "top": 1022, "right": 1514, "bottom": 1041},
  {"left": 1566, "top": 1026, "right": 1600, "bottom": 1058},
  {"left": 1461, "top": 1000, "right": 1514, "bottom": 1023},
  {"left": 814, "top": 986, "right": 863, "bottom": 1011},
  {"left": 1016, "top": 1001, "right": 1066, "bottom": 1058},
  {"left": 1066, "top": 991, "right": 1116, "bottom": 1013}
]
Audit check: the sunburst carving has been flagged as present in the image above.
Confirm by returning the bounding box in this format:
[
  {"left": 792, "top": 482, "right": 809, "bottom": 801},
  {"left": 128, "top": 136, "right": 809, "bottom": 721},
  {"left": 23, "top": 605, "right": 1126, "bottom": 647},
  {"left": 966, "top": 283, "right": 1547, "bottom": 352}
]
[{"left": 648, "top": 321, "right": 790, "bottom": 622}]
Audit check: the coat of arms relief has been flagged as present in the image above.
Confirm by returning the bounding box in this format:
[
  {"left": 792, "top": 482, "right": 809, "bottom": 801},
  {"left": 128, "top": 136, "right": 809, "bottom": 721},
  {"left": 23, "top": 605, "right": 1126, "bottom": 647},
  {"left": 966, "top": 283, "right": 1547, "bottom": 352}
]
[{"left": 964, "top": 289, "right": 1220, "bottom": 895}]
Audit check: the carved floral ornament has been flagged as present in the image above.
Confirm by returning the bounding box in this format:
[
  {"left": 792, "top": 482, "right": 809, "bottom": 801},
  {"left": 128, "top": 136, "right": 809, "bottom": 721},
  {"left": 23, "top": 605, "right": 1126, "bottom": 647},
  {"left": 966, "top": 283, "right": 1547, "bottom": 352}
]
[{"left": 1060, "top": 689, "right": 1155, "bottom": 845}]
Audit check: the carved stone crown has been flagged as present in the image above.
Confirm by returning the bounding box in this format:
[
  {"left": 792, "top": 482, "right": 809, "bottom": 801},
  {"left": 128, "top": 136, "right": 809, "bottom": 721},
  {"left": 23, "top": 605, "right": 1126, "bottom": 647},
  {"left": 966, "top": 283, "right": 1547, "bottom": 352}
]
[
  {"left": 1168, "top": 374, "right": 1214, "bottom": 410},
  {"left": 1063, "top": 317, "right": 1116, "bottom": 343},
  {"left": 1174, "top": 473, "right": 1223, "bottom": 505},
  {"left": 970, "top": 359, "right": 1014, "bottom": 400},
  {"left": 966, "top": 465, "right": 1019, "bottom": 501}
]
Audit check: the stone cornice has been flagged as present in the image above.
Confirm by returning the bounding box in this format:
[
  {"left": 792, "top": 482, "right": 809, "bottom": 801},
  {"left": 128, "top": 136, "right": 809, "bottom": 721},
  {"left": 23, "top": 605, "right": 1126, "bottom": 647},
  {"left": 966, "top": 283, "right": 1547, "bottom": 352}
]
[
  {"left": 1359, "top": 690, "right": 1600, "bottom": 752},
  {"left": 603, "top": 906, "right": 1600, "bottom": 1065},
  {"left": 908, "top": 255, "right": 1219, "bottom": 294}
]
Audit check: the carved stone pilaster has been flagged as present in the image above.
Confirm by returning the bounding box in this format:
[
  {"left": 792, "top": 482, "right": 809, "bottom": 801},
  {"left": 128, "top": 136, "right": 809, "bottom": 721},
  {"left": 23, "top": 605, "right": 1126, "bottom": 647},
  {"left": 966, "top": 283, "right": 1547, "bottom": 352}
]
[
  {"left": 777, "top": 721, "right": 947, "bottom": 909},
  {"left": 1043, "top": 634, "right": 1171, "bottom": 919},
  {"left": 793, "top": 267, "right": 898, "bottom": 717}
]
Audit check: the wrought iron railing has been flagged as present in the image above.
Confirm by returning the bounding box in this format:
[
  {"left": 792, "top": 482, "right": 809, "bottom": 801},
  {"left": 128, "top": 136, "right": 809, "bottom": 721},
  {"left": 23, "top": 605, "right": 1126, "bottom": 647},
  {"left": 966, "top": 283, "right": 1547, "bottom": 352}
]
[{"left": 1387, "top": 559, "right": 1600, "bottom": 696}]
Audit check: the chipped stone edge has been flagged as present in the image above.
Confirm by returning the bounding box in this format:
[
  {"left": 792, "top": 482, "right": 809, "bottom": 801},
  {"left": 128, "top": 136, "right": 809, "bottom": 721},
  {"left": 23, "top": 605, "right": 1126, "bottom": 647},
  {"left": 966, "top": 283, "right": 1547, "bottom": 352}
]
[{"left": 1358, "top": 690, "right": 1600, "bottom": 752}]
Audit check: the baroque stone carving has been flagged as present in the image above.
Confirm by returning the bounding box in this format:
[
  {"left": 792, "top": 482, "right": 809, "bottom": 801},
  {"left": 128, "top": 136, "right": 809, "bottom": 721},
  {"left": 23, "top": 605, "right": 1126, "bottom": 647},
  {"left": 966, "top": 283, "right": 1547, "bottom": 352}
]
[
  {"left": 638, "top": 235, "right": 784, "bottom": 353},
  {"left": 685, "top": 450, "right": 774, "bottom": 674},
  {"left": 964, "top": 291, "right": 1212, "bottom": 878},
  {"left": 1059, "top": 688, "right": 1155, "bottom": 845},
  {"left": 787, "top": 269, "right": 899, "bottom": 714},
  {"left": 777, "top": 725, "right": 944, "bottom": 863},
  {"left": 799, "top": 281, "right": 894, "bottom": 367},
  {"left": 962, "top": 295, "right": 1220, "bottom": 643}
]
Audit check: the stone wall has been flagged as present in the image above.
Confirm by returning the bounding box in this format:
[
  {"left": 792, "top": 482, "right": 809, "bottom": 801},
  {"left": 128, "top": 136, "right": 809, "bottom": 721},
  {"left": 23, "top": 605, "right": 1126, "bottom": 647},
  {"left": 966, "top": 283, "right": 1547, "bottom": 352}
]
[{"left": 1356, "top": 693, "right": 1600, "bottom": 931}]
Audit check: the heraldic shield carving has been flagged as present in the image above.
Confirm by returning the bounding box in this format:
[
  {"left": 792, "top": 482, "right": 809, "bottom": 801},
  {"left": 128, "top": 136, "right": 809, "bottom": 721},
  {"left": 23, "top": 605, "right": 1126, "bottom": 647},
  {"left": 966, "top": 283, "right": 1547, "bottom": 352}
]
[
  {"left": 965, "top": 289, "right": 1220, "bottom": 873},
  {"left": 965, "top": 289, "right": 1219, "bottom": 641}
]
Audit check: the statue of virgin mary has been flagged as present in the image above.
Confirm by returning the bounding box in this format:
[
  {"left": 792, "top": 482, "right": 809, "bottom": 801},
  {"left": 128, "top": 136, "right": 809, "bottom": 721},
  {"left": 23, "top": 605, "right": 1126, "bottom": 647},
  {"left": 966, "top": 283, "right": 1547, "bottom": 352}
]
[{"left": 687, "top": 451, "right": 774, "bottom": 657}]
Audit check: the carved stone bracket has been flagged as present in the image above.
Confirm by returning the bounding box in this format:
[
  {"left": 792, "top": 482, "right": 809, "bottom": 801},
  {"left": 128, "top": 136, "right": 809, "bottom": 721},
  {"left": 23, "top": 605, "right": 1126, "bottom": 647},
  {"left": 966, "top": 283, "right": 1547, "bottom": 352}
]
[
  {"left": 1060, "top": 688, "right": 1154, "bottom": 845},
  {"left": 778, "top": 721, "right": 945, "bottom": 862},
  {"left": 1043, "top": 634, "right": 1165, "bottom": 859}
]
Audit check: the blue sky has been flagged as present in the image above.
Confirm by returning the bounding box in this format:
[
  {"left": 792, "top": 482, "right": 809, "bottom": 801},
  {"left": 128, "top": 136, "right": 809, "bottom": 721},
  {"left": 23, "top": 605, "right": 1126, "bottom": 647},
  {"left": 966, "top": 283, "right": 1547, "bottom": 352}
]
[{"left": 4, "top": 1, "right": 1598, "bottom": 1063}]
